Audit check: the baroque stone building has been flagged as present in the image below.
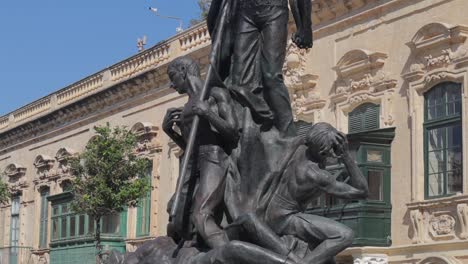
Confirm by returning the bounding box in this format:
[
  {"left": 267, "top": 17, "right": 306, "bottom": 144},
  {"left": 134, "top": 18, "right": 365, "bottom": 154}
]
[{"left": 1, "top": 0, "right": 468, "bottom": 263}]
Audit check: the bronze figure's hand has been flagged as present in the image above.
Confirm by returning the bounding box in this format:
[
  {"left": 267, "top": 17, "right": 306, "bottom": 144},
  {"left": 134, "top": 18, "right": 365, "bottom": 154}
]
[
  {"left": 333, "top": 131, "right": 349, "bottom": 157},
  {"left": 292, "top": 29, "right": 313, "bottom": 49},
  {"left": 162, "top": 107, "right": 182, "bottom": 133},
  {"left": 192, "top": 101, "right": 210, "bottom": 117}
]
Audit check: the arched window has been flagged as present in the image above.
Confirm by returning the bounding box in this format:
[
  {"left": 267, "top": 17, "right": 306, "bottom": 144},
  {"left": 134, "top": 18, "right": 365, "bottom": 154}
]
[
  {"left": 348, "top": 103, "right": 380, "bottom": 133},
  {"left": 424, "top": 82, "right": 463, "bottom": 198}
]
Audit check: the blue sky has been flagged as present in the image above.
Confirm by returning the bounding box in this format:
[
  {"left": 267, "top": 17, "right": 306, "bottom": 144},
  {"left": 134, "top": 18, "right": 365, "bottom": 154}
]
[{"left": 0, "top": 0, "right": 201, "bottom": 115}]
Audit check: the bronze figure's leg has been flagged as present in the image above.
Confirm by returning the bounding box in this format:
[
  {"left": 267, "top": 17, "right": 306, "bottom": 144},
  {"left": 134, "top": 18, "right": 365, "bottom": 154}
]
[
  {"left": 229, "top": 213, "right": 303, "bottom": 264},
  {"left": 231, "top": 9, "right": 262, "bottom": 92},
  {"left": 280, "top": 213, "right": 354, "bottom": 264},
  {"left": 191, "top": 147, "right": 230, "bottom": 248},
  {"left": 260, "top": 6, "right": 296, "bottom": 137}
]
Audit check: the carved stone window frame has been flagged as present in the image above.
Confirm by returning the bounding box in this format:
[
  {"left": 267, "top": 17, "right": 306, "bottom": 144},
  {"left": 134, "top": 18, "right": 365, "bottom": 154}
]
[
  {"left": 331, "top": 49, "right": 397, "bottom": 133},
  {"left": 34, "top": 155, "right": 55, "bottom": 179},
  {"left": 34, "top": 155, "right": 55, "bottom": 169},
  {"left": 130, "top": 122, "right": 162, "bottom": 235},
  {"left": 5, "top": 163, "right": 29, "bottom": 194},
  {"left": 402, "top": 22, "right": 468, "bottom": 202},
  {"left": 131, "top": 122, "right": 162, "bottom": 157},
  {"left": 55, "top": 148, "right": 76, "bottom": 163},
  {"left": 4, "top": 163, "right": 27, "bottom": 178},
  {"left": 283, "top": 41, "right": 325, "bottom": 123},
  {"left": 55, "top": 147, "right": 76, "bottom": 177}
]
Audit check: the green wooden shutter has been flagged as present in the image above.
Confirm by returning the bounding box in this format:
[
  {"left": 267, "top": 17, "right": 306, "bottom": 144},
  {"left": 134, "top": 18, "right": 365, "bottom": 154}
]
[
  {"left": 137, "top": 163, "right": 152, "bottom": 237},
  {"left": 10, "top": 196, "right": 20, "bottom": 264},
  {"left": 349, "top": 103, "right": 380, "bottom": 133},
  {"left": 39, "top": 189, "right": 49, "bottom": 248}
]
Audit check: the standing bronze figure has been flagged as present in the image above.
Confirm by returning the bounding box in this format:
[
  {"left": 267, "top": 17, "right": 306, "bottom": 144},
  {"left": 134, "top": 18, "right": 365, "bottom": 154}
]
[
  {"left": 163, "top": 57, "right": 238, "bottom": 248},
  {"left": 207, "top": 0, "right": 312, "bottom": 137}
]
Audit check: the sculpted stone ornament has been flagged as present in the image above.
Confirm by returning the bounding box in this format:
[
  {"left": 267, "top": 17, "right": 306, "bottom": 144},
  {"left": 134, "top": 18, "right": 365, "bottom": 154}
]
[
  {"left": 429, "top": 214, "right": 456, "bottom": 237},
  {"left": 107, "top": 2, "right": 369, "bottom": 264}
]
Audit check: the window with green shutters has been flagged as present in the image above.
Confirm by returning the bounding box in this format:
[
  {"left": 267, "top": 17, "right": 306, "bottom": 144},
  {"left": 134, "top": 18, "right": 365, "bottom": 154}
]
[
  {"left": 297, "top": 118, "right": 394, "bottom": 247},
  {"left": 50, "top": 201, "right": 124, "bottom": 241},
  {"left": 348, "top": 103, "right": 380, "bottom": 133},
  {"left": 10, "top": 195, "right": 20, "bottom": 264},
  {"left": 424, "top": 82, "right": 463, "bottom": 199},
  {"left": 39, "top": 189, "right": 49, "bottom": 249},
  {"left": 48, "top": 192, "right": 127, "bottom": 264},
  {"left": 136, "top": 163, "right": 152, "bottom": 237},
  {"left": 136, "top": 191, "right": 151, "bottom": 237}
]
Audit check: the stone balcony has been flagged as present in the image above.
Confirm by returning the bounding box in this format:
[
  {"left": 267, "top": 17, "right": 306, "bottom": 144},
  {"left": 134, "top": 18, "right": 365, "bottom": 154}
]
[{"left": 408, "top": 195, "right": 468, "bottom": 244}]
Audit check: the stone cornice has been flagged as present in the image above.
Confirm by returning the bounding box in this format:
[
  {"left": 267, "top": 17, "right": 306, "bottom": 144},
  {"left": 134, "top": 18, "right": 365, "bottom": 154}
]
[
  {"left": 407, "top": 195, "right": 468, "bottom": 210},
  {"left": 312, "top": 0, "right": 376, "bottom": 27}
]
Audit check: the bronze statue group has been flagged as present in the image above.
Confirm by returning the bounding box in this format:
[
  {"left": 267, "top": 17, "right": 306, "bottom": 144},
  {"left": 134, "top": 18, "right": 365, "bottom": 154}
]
[{"left": 108, "top": 0, "right": 369, "bottom": 263}]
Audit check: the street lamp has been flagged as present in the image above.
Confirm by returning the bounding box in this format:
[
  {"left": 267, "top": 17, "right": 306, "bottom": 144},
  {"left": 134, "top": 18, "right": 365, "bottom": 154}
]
[{"left": 149, "top": 7, "right": 184, "bottom": 33}]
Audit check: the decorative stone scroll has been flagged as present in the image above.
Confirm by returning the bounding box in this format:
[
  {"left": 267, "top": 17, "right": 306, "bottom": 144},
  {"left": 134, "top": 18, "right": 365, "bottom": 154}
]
[
  {"left": 408, "top": 196, "right": 468, "bottom": 243},
  {"left": 5, "top": 163, "right": 29, "bottom": 194},
  {"left": 410, "top": 209, "right": 426, "bottom": 244},
  {"left": 33, "top": 155, "right": 55, "bottom": 179},
  {"left": 4, "top": 163, "right": 27, "bottom": 178},
  {"left": 403, "top": 22, "right": 468, "bottom": 86},
  {"left": 331, "top": 49, "right": 397, "bottom": 131},
  {"left": 55, "top": 148, "right": 76, "bottom": 176},
  {"left": 354, "top": 255, "right": 388, "bottom": 264},
  {"left": 457, "top": 203, "right": 468, "bottom": 239},
  {"left": 131, "top": 122, "right": 161, "bottom": 156},
  {"left": 9, "top": 179, "right": 29, "bottom": 194},
  {"left": 283, "top": 41, "right": 325, "bottom": 123},
  {"left": 429, "top": 213, "right": 456, "bottom": 239}
]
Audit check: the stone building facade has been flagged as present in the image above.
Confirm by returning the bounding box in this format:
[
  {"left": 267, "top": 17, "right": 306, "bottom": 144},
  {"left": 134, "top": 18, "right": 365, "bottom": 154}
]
[{"left": 1, "top": 0, "right": 468, "bottom": 263}]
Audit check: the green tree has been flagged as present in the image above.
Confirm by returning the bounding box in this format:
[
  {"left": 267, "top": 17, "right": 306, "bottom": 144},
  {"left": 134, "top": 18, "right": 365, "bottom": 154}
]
[
  {"left": 198, "top": 0, "right": 211, "bottom": 18},
  {"left": 0, "top": 174, "right": 10, "bottom": 205},
  {"left": 69, "top": 124, "right": 150, "bottom": 263},
  {"left": 190, "top": 0, "right": 212, "bottom": 26}
]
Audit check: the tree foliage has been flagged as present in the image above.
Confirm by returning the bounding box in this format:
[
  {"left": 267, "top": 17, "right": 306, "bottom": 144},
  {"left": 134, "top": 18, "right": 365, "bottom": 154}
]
[
  {"left": 69, "top": 123, "right": 150, "bottom": 261},
  {"left": 198, "top": 0, "right": 212, "bottom": 19},
  {"left": 0, "top": 174, "right": 10, "bottom": 205},
  {"left": 190, "top": 0, "right": 212, "bottom": 26}
]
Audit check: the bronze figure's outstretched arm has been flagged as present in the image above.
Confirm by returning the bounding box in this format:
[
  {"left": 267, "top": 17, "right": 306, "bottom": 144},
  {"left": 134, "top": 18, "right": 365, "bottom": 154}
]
[{"left": 290, "top": 0, "right": 313, "bottom": 49}]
